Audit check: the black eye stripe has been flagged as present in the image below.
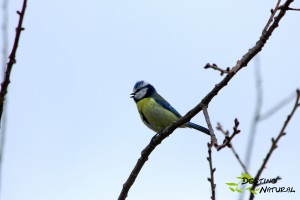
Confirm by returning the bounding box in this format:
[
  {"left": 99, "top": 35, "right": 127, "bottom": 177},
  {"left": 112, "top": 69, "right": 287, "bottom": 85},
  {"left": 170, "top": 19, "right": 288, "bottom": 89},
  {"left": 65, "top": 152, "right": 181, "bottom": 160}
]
[{"left": 136, "top": 87, "right": 146, "bottom": 93}]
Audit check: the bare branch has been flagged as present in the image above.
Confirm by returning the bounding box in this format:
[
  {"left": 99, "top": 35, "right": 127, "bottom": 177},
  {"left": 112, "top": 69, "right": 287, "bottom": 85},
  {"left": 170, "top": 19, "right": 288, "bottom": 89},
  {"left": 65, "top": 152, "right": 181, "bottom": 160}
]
[
  {"left": 1, "top": 0, "right": 9, "bottom": 76},
  {"left": 203, "top": 105, "right": 217, "bottom": 146},
  {"left": 259, "top": 91, "right": 295, "bottom": 121},
  {"left": 285, "top": 7, "right": 300, "bottom": 11},
  {"left": 249, "top": 89, "right": 300, "bottom": 200},
  {"left": 118, "top": 1, "right": 295, "bottom": 199},
  {"left": 207, "top": 143, "right": 216, "bottom": 200},
  {"left": 0, "top": 0, "right": 9, "bottom": 194},
  {"left": 0, "top": 0, "right": 27, "bottom": 196},
  {"left": 216, "top": 119, "right": 241, "bottom": 151},
  {"left": 204, "top": 63, "right": 230, "bottom": 76},
  {"left": 0, "top": 0, "right": 27, "bottom": 123},
  {"left": 217, "top": 123, "right": 248, "bottom": 174},
  {"left": 244, "top": 56, "right": 263, "bottom": 171},
  {"left": 231, "top": 146, "right": 248, "bottom": 174},
  {"left": 203, "top": 107, "right": 240, "bottom": 151},
  {"left": 263, "top": 0, "right": 282, "bottom": 34}
]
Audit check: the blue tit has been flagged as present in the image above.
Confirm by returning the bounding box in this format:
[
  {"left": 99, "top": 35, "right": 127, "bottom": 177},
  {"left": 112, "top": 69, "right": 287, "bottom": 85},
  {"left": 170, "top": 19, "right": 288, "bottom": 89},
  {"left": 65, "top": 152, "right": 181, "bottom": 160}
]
[{"left": 130, "top": 80, "right": 209, "bottom": 135}]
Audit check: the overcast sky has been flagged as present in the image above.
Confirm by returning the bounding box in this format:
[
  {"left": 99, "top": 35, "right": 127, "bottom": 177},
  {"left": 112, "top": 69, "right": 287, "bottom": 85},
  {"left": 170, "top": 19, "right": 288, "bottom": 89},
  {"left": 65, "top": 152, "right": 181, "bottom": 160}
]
[{"left": 1, "top": 0, "right": 300, "bottom": 200}]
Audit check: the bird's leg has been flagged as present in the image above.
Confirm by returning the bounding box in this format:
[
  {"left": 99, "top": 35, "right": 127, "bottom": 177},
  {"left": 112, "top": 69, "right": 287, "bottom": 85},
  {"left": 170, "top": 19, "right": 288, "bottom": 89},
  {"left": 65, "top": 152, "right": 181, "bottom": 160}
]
[{"left": 150, "top": 132, "right": 161, "bottom": 144}]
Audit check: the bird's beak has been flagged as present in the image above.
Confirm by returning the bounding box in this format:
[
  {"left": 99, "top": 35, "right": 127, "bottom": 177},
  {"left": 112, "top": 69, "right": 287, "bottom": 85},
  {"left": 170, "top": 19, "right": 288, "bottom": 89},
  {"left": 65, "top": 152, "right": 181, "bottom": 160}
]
[{"left": 130, "top": 92, "right": 135, "bottom": 98}]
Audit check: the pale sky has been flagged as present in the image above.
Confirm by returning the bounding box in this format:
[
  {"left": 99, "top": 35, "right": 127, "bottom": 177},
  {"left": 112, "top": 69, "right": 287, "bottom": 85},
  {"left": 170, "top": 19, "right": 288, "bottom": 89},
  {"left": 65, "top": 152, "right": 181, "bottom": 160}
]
[{"left": 1, "top": 0, "right": 300, "bottom": 200}]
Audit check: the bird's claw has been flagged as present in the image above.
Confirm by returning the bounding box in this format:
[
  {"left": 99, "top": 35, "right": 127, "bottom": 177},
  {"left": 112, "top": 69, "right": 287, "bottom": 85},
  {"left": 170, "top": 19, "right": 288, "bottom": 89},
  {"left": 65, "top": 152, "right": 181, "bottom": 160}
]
[{"left": 150, "top": 132, "right": 161, "bottom": 144}]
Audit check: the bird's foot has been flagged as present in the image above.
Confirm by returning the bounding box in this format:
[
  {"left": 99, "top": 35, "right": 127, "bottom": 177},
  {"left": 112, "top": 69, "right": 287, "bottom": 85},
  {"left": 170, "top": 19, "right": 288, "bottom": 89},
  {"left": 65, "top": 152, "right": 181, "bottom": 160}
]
[{"left": 150, "top": 132, "right": 161, "bottom": 144}]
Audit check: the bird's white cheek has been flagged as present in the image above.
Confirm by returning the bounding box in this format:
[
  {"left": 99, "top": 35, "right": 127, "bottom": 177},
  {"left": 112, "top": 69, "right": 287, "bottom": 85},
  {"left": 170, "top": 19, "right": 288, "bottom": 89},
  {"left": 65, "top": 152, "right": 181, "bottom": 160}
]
[
  {"left": 135, "top": 88, "right": 148, "bottom": 100},
  {"left": 135, "top": 94, "right": 141, "bottom": 99}
]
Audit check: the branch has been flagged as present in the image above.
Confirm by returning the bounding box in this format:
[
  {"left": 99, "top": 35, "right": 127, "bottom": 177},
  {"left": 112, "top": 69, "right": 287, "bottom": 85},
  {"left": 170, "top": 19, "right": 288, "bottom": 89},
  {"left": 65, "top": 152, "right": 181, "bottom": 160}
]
[
  {"left": 244, "top": 56, "right": 263, "bottom": 171},
  {"left": 1, "top": 0, "right": 9, "bottom": 75},
  {"left": 216, "top": 123, "right": 248, "bottom": 174},
  {"left": 0, "top": 0, "right": 27, "bottom": 123},
  {"left": 263, "top": 0, "right": 282, "bottom": 34},
  {"left": 207, "top": 143, "right": 216, "bottom": 200},
  {"left": 118, "top": 1, "right": 294, "bottom": 199},
  {"left": 285, "top": 7, "right": 300, "bottom": 11},
  {"left": 0, "top": 0, "right": 10, "bottom": 195},
  {"left": 215, "top": 119, "right": 240, "bottom": 151},
  {"left": 249, "top": 89, "right": 300, "bottom": 200},
  {"left": 259, "top": 91, "right": 295, "bottom": 121},
  {"left": 0, "top": 0, "right": 27, "bottom": 195},
  {"left": 204, "top": 63, "right": 230, "bottom": 76},
  {"left": 203, "top": 105, "right": 217, "bottom": 146},
  {"left": 203, "top": 107, "right": 241, "bottom": 150}
]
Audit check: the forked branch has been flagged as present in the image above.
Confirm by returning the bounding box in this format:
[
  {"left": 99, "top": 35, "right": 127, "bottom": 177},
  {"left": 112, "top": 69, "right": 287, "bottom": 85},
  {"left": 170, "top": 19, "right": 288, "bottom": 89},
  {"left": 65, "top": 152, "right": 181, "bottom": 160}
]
[{"left": 118, "top": 1, "right": 295, "bottom": 199}]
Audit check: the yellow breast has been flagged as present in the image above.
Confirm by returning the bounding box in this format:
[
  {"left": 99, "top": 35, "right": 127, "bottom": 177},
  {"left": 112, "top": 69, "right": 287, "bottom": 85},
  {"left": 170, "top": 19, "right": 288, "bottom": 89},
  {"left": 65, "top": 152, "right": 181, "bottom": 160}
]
[{"left": 136, "top": 98, "right": 179, "bottom": 132}]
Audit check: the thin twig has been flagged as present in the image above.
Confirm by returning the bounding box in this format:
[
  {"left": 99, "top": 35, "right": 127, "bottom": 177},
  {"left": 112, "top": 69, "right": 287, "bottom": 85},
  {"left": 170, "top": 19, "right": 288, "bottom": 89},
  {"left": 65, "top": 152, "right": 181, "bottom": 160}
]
[
  {"left": 259, "top": 92, "right": 295, "bottom": 121},
  {"left": 204, "top": 63, "right": 230, "bottom": 76},
  {"left": 249, "top": 89, "right": 300, "bottom": 200},
  {"left": 203, "top": 107, "right": 240, "bottom": 151},
  {"left": 0, "top": 0, "right": 27, "bottom": 197},
  {"left": 203, "top": 105, "right": 217, "bottom": 146},
  {"left": 263, "top": 0, "right": 282, "bottom": 34},
  {"left": 216, "top": 119, "right": 240, "bottom": 151},
  {"left": 118, "top": 1, "right": 294, "bottom": 199},
  {"left": 244, "top": 56, "right": 263, "bottom": 171},
  {"left": 1, "top": 0, "right": 9, "bottom": 76},
  {"left": 0, "top": 0, "right": 9, "bottom": 195},
  {"left": 0, "top": 0, "right": 27, "bottom": 123},
  {"left": 286, "top": 7, "right": 300, "bottom": 11},
  {"left": 207, "top": 143, "right": 216, "bottom": 200},
  {"left": 216, "top": 123, "right": 248, "bottom": 174},
  {"left": 231, "top": 146, "right": 248, "bottom": 174}
]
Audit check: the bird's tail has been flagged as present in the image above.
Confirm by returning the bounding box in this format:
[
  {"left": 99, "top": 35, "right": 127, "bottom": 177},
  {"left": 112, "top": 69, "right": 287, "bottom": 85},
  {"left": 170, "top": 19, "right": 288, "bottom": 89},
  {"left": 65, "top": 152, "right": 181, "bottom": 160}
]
[{"left": 186, "top": 122, "right": 210, "bottom": 135}]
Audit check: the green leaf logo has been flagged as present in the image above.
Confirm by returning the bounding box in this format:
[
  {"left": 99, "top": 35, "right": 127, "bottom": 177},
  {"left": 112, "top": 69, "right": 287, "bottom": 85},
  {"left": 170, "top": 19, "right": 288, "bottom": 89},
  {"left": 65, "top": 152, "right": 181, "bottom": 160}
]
[
  {"left": 226, "top": 182, "right": 238, "bottom": 186},
  {"left": 226, "top": 173, "right": 259, "bottom": 195}
]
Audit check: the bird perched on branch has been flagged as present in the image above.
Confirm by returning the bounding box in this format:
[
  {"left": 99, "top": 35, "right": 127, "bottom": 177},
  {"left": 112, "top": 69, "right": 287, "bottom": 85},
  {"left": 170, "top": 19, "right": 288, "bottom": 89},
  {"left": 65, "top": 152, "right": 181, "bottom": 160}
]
[{"left": 130, "top": 80, "right": 209, "bottom": 135}]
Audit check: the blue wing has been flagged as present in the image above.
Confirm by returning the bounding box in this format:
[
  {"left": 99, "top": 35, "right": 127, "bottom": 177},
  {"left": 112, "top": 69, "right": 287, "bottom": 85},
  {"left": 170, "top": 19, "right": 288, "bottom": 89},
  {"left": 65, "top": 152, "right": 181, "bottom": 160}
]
[
  {"left": 152, "top": 93, "right": 210, "bottom": 135},
  {"left": 153, "top": 93, "right": 182, "bottom": 118}
]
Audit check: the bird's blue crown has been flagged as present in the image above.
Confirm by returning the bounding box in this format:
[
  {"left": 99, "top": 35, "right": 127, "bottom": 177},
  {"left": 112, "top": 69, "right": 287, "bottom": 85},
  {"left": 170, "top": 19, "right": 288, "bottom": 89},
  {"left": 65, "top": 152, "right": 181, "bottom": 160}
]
[{"left": 133, "top": 80, "right": 148, "bottom": 90}]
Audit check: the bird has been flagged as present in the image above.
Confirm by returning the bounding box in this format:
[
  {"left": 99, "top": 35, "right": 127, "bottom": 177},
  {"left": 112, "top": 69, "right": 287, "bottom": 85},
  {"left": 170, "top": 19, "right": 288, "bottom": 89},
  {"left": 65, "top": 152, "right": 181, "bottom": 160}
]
[{"left": 130, "top": 80, "right": 209, "bottom": 135}]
